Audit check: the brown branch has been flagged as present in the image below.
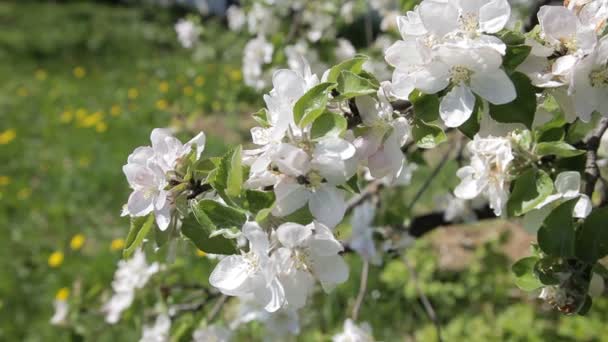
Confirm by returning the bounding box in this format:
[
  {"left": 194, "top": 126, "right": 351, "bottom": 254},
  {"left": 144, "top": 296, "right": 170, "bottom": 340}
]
[
  {"left": 584, "top": 117, "right": 608, "bottom": 197},
  {"left": 206, "top": 294, "right": 228, "bottom": 322},
  {"left": 351, "top": 260, "right": 370, "bottom": 321}
]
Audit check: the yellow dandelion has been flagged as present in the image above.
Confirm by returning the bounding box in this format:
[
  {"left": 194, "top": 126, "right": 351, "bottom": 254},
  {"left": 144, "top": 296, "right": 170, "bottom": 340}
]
[
  {"left": 48, "top": 251, "right": 64, "bottom": 268},
  {"left": 195, "top": 93, "right": 206, "bottom": 104},
  {"left": 17, "top": 87, "right": 28, "bottom": 97},
  {"left": 70, "top": 234, "right": 86, "bottom": 251},
  {"left": 35, "top": 69, "right": 48, "bottom": 81},
  {"left": 158, "top": 81, "right": 170, "bottom": 93},
  {"left": 78, "top": 156, "right": 91, "bottom": 168},
  {"left": 96, "top": 122, "right": 108, "bottom": 133},
  {"left": 194, "top": 76, "right": 205, "bottom": 86},
  {"left": 228, "top": 69, "right": 242, "bottom": 81},
  {"left": 110, "top": 238, "right": 125, "bottom": 251},
  {"left": 0, "top": 176, "right": 10, "bottom": 186},
  {"left": 110, "top": 105, "right": 121, "bottom": 117},
  {"left": 183, "top": 86, "right": 194, "bottom": 96},
  {"left": 17, "top": 187, "right": 31, "bottom": 200},
  {"left": 128, "top": 88, "right": 139, "bottom": 100},
  {"left": 81, "top": 112, "right": 103, "bottom": 128},
  {"left": 0, "top": 129, "right": 16, "bottom": 145},
  {"left": 73, "top": 66, "right": 86, "bottom": 78},
  {"left": 55, "top": 287, "right": 70, "bottom": 301},
  {"left": 156, "top": 99, "right": 168, "bottom": 110},
  {"left": 60, "top": 111, "right": 73, "bottom": 123},
  {"left": 75, "top": 108, "right": 88, "bottom": 121},
  {"left": 196, "top": 249, "right": 207, "bottom": 257}
]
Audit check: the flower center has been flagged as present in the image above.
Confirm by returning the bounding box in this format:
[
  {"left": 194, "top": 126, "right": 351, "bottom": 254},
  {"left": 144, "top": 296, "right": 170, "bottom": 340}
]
[
  {"left": 560, "top": 36, "right": 578, "bottom": 54},
  {"left": 459, "top": 13, "right": 479, "bottom": 34},
  {"left": 450, "top": 66, "right": 472, "bottom": 84},
  {"left": 590, "top": 68, "right": 608, "bottom": 88}
]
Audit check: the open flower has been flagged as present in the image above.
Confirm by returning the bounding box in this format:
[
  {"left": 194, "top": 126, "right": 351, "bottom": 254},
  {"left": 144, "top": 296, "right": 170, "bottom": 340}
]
[
  {"left": 332, "top": 319, "right": 375, "bottom": 342},
  {"left": 454, "top": 135, "right": 514, "bottom": 216},
  {"left": 209, "top": 222, "right": 285, "bottom": 312},
  {"left": 349, "top": 202, "right": 381, "bottom": 265},
  {"left": 572, "top": 36, "right": 608, "bottom": 121},
  {"left": 274, "top": 221, "right": 349, "bottom": 308}
]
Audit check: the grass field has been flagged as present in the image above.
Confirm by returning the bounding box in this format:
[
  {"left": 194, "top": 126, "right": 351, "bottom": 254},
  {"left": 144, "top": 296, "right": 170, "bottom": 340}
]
[{"left": 2, "top": 2, "right": 608, "bottom": 341}]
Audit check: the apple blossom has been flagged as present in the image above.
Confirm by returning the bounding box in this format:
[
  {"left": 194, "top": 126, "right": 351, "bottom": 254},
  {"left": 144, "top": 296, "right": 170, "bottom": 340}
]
[
  {"left": 140, "top": 314, "right": 170, "bottom": 342},
  {"left": 332, "top": 319, "right": 375, "bottom": 342}
]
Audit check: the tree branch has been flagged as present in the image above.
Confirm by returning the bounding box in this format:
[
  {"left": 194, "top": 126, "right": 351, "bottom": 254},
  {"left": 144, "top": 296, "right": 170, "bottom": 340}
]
[
  {"left": 351, "top": 260, "right": 370, "bottom": 321},
  {"left": 206, "top": 294, "right": 228, "bottom": 322},
  {"left": 403, "top": 257, "right": 443, "bottom": 342},
  {"left": 345, "top": 180, "right": 384, "bottom": 214},
  {"left": 584, "top": 117, "right": 608, "bottom": 197}
]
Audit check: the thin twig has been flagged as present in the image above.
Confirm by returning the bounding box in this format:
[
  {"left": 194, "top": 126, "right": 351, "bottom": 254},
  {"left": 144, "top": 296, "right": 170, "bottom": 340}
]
[
  {"left": 206, "top": 294, "right": 228, "bottom": 322},
  {"left": 351, "top": 260, "right": 370, "bottom": 321},
  {"left": 583, "top": 117, "right": 608, "bottom": 197},
  {"left": 345, "top": 180, "right": 384, "bottom": 214},
  {"left": 403, "top": 257, "right": 443, "bottom": 342},
  {"left": 407, "top": 146, "right": 455, "bottom": 212}
]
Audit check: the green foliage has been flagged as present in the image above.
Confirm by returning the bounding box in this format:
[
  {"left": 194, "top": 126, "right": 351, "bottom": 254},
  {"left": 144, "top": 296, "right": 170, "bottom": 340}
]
[
  {"left": 294, "top": 82, "right": 337, "bottom": 127},
  {"left": 123, "top": 214, "right": 155, "bottom": 258},
  {"left": 576, "top": 206, "right": 608, "bottom": 263},
  {"left": 181, "top": 200, "right": 239, "bottom": 255},
  {"left": 325, "top": 55, "right": 368, "bottom": 83},
  {"left": 535, "top": 141, "right": 586, "bottom": 158},
  {"left": 210, "top": 146, "right": 245, "bottom": 203},
  {"left": 538, "top": 199, "right": 578, "bottom": 258},
  {"left": 412, "top": 119, "right": 446, "bottom": 149},
  {"left": 512, "top": 257, "right": 543, "bottom": 291},
  {"left": 335, "top": 70, "right": 378, "bottom": 99},
  {"left": 458, "top": 95, "right": 483, "bottom": 139},
  {"left": 489, "top": 72, "right": 537, "bottom": 128},
  {"left": 409, "top": 90, "right": 440, "bottom": 123},
  {"left": 507, "top": 168, "right": 554, "bottom": 217},
  {"left": 311, "top": 111, "right": 347, "bottom": 139}
]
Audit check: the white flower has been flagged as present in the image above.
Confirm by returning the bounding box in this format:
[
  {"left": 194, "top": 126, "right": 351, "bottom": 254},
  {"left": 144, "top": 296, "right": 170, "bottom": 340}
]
[
  {"left": 231, "top": 296, "right": 300, "bottom": 338},
  {"left": 454, "top": 135, "right": 514, "bottom": 216},
  {"left": 247, "top": 3, "right": 278, "bottom": 35},
  {"left": 192, "top": 324, "right": 232, "bottom": 342},
  {"left": 243, "top": 36, "right": 275, "bottom": 90},
  {"left": 103, "top": 249, "right": 160, "bottom": 324},
  {"left": 571, "top": 36, "right": 608, "bottom": 121},
  {"left": 140, "top": 313, "right": 170, "bottom": 342},
  {"left": 122, "top": 128, "right": 205, "bottom": 230},
  {"left": 227, "top": 5, "right": 246, "bottom": 32},
  {"left": 350, "top": 202, "right": 381, "bottom": 265},
  {"left": 523, "top": 171, "right": 592, "bottom": 233},
  {"left": 50, "top": 299, "right": 69, "bottom": 326},
  {"left": 453, "top": 0, "right": 512, "bottom": 36},
  {"left": 538, "top": 6, "right": 597, "bottom": 56},
  {"left": 174, "top": 18, "right": 200, "bottom": 49},
  {"left": 332, "top": 319, "right": 375, "bottom": 342},
  {"left": 209, "top": 222, "right": 285, "bottom": 312},
  {"left": 274, "top": 221, "right": 349, "bottom": 308}
]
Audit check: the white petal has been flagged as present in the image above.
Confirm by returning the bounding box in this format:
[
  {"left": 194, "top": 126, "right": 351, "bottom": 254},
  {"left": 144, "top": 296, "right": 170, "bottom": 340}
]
[
  {"left": 272, "top": 143, "right": 311, "bottom": 177},
  {"left": 470, "top": 69, "right": 516, "bottom": 105},
  {"left": 272, "top": 69, "right": 305, "bottom": 100},
  {"left": 154, "top": 201, "right": 171, "bottom": 231},
  {"left": 440, "top": 84, "right": 476, "bottom": 127},
  {"left": 384, "top": 39, "right": 427, "bottom": 69},
  {"left": 276, "top": 223, "right": 312, "bottom": 249},
  {"left": 309, "top": 185, "right": 346, "bottom": 228},
  {"left": 309, "top": 221, "right": 344, "bottom": 256},
  {"left": 209, "top": 256, "right": 252, "bottom": 294},
  {"left": 272, "top": 177, "right": 310, "bottom": 217},
  {"left": 418, "top": 0, "right": 459, "bottom": 36},
  {"left": 554, "top": 171, "right": 581, "bottom": 198},
  {"left": 186, "top": 131, "right": 206, "bottom": 160},
  {"left": 479, "top": 0, "right": 511, "bottom": 34},
  {"left": 411, "top": 62, "right": 451, "bottom": 94},
  {"left": 310, "top": 254, "right": 349, "bottom": 292},
  {"left": 574, "top": 194, "right": 592, "bottom": 219},
  {"left": 279, "top": 270, "right": 314, "bottom": 310},
  {"left": 127, "top": 190, "right": 154, "bottom": 217},
  {"left": 454, "top": 166, "right": 484, "bottom": 199}
]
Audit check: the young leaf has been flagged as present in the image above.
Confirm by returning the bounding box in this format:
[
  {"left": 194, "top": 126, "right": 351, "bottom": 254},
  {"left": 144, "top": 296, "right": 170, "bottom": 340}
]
[
  {"left": 123, "top": 214, "right": 155, "bottom": 258},
  {"left": 227, "top": 145, "right": 243, "bottom": 198},
  {"left": 576, "top": 206, "right": 608, "bottom": 263},
  {"left": 512, "top": 257, "right": 543, "bottom": 291},
  {"left": 245, "top": 190, "right": 276, "bottom": 214},
  {"left": 310, "top": 111, "right": 347, "bottom": 139},
  {"left": 336, "top": 70, "right": 378, "bottom": 99},
  {"left": 489, "top": 72, "right": 536, "bottom": 128},
  {"left": 409, "top": 90, "right": 439, "bottom": 123},
  {"left": 294, "top": 82, "right": 336, "bottom": 127},
  {"left": 192, "top": 199, "right": 247, "bottom": 229},
  {"left": 537, "top": 199, "right": 578, "bottom": 258},
  {"left": 507, "top": 168, "right": 554, "bottom": 216},
  {"left": 535, "top": 141, "right": 586, "bottom": 158},
  {"left": 252, "top": 108, "right": 270, "bottom": 128},
  {"left": 412, "top": 119, "right": 446, "bottom": 149},
  {"left": 503, "top": 44, "right": 532, "bottom": 73},
  {"left": 181, "top": 213, "right": 237, "bottom": 255},
  {"left": 326, "top": 55, "right": 369, "bottom": 83}
]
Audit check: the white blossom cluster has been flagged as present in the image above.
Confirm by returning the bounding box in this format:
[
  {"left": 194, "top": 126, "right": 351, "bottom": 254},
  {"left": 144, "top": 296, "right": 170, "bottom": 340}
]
[
  {"left": 102, "top": 249, "right": 160, "bottom": 324},
  {"left": 518, "top": 0, "right": 608, "bottom": 122}
]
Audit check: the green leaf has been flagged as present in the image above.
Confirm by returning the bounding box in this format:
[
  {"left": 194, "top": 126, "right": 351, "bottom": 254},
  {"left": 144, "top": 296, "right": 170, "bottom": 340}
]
[
  {"left": 536, "top": 141, "right": 586, "bottom": 158},
  {"left": 245, "top": 190, "right": 275, "bottom": 214},
  {"left": 123, "top": 214, "right": 155, "bottom": 258},
  {"left": 567, "top": 114, "right": 601, "bottom": 144},
  {"left": 497, "top": 29, "right": 526, "bottom": 45},
  {"left": 576, "top": 206, "right": 608, "bottom": 263},
  {"left": 181, "top": 214, "right": 237, "bottom": 255},
  {"left": 294, "top": 82, "right": 336, "bottom": 127},
  {"left": 489, "top": 72, "right": 537, "bottom": 128},
  {"left": 412, "top": 119, "right": 446, "bottom": 149},
  {"left": 336, "top": 70, "right": 378, "bottom": 99},
  {"left": 211, "top": 146, "right": 244, "bottom": 201},
  {"left": 512, "top": 257, "right": 543, "bottom": 291},
  {"left": 252, "top": 108, "right": 270, "bottom": 127},
  {"left": 326, "top": 55, "right": 369, "bottom": 83},
  {"left": 227, "top": 145, "right": 243, "bottom": 198},
  {"left": 538, "top": 199, "right": 578, "bottom": 258},
  {"left": 503, "top": 44, "right": 532, "bottom": 72},
  {"left": 507, "top": 168, "right": 554, "bottom": 216},
  {"left": 409, "top": 90, "right": 439, "bottom": 122},
  {"left": 578, "top": 296, "right": 593, "bottom": 316},
  {"left": 310, "top": 111, "right": 347, "bottom": 139},
  {"left": 192, "top": 199, "right": 247, "bottom": 229},
  {"left": 458, "top": 96, "right": 483, "bottom": 139}
]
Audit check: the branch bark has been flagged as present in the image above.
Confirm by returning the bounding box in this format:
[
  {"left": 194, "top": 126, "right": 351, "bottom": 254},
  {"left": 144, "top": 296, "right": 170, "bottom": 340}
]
[{"left": 584, "top": 117, "right": 608, "bottom": 197}]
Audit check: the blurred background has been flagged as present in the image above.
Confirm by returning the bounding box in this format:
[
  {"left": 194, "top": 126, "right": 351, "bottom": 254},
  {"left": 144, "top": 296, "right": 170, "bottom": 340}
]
[{"left": 1, "top": 0, "right": 608, "bottom": 341}]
